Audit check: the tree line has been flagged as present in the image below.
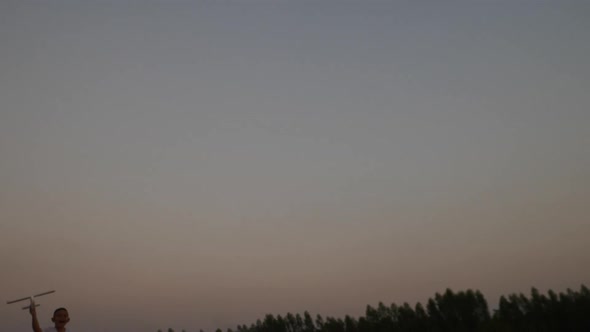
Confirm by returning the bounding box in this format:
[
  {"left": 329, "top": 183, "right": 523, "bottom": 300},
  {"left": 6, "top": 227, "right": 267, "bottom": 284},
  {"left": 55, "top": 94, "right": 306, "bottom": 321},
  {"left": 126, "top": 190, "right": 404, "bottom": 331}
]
[{"left": 159, "top": 284, "right": 589, "bottom": 332}]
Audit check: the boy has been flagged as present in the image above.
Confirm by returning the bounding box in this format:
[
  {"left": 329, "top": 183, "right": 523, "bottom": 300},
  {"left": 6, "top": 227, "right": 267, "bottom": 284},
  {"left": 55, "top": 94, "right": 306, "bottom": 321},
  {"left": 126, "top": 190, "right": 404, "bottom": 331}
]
[{"left": 29, "top": 304, "right": 71, "bottom": 332}]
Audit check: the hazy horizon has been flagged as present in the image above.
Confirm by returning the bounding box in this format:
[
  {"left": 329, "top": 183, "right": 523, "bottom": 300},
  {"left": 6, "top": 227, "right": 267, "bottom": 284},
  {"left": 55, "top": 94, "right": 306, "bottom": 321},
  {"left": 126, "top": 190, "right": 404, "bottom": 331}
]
[{"left": 1, "top": 1, "right": 589, "bottom": 331}]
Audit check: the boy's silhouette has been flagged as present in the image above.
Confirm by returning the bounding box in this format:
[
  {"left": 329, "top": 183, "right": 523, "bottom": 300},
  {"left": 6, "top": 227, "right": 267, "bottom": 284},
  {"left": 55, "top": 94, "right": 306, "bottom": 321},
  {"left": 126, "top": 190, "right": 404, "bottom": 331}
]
[{"left": 30, "top": 304, "right": 71, "bottom": 332}]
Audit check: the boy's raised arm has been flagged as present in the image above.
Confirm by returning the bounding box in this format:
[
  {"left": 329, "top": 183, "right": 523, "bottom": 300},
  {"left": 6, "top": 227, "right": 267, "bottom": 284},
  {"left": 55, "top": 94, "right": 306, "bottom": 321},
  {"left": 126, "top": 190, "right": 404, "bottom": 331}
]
[{"left": 29, "top": 304, "right": 42, "bottom": 332}]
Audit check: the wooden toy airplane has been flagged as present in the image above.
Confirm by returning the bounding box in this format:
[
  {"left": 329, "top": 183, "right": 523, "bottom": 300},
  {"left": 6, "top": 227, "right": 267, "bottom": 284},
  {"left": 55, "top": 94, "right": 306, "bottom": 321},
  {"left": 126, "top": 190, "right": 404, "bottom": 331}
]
[{"left": 7, "top": 290, "right": 56, "bottom": 310}]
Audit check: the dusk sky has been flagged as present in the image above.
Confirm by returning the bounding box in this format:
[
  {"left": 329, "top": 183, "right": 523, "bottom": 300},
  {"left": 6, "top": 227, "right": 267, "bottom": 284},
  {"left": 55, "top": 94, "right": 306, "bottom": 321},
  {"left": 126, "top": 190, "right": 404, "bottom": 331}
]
[{"left": 1, "top": 1, "right": 589, "bottom": 331}]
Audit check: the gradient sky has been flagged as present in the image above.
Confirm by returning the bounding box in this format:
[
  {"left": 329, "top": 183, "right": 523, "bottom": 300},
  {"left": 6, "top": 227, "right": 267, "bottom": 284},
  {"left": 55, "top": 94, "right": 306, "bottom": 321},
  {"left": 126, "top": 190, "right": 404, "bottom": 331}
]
[{"left": 1, "top": 1, "right": 589, "bottom": 331}]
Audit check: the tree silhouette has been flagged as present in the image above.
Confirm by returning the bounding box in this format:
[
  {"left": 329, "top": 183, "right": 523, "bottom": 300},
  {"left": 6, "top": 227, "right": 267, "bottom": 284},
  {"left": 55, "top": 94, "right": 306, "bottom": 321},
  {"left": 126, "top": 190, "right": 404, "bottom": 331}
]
[{"left": 164, "top": 285, "right": 589, "bottom": 332}]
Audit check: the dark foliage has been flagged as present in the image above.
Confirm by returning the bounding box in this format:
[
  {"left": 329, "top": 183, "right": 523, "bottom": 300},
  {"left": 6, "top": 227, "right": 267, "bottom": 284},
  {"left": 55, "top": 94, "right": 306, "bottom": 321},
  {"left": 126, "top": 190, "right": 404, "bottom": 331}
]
[{"left": 162, "top": 285, "right": 590, "bottom": 332}]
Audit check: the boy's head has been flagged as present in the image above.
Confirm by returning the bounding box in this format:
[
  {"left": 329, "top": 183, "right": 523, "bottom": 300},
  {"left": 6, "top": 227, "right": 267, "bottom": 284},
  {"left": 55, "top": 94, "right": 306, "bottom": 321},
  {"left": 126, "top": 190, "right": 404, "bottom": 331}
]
[{"left": 51, "top": 308, "right": 70, "bottom": 328}]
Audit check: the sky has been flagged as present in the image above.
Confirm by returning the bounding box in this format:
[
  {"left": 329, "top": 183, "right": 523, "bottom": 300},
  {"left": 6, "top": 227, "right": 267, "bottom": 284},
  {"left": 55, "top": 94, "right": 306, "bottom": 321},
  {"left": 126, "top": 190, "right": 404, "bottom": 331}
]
[{"left": 1, "top": 1, "right": 589, "bottom": 331}]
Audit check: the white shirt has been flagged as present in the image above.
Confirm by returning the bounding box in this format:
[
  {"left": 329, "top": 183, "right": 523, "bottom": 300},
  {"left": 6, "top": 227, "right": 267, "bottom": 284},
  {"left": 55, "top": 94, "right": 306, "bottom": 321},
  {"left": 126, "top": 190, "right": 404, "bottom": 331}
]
[{"left": 43, "top": 327, "right": 71, "bottom": 332}]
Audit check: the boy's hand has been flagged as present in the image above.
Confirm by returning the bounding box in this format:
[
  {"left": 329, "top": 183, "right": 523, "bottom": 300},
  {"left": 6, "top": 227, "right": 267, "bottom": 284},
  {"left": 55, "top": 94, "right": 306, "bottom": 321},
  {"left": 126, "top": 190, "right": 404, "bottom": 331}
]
[{"left": 29, "top": 303, "right": 37, "bottom": 316}]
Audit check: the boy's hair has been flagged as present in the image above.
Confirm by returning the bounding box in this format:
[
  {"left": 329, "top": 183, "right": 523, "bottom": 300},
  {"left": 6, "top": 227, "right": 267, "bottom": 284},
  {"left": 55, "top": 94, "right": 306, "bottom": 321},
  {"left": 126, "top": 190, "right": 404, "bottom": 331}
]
[{"left": 53, "top": 307, "right": 68, "bottom": 317}]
